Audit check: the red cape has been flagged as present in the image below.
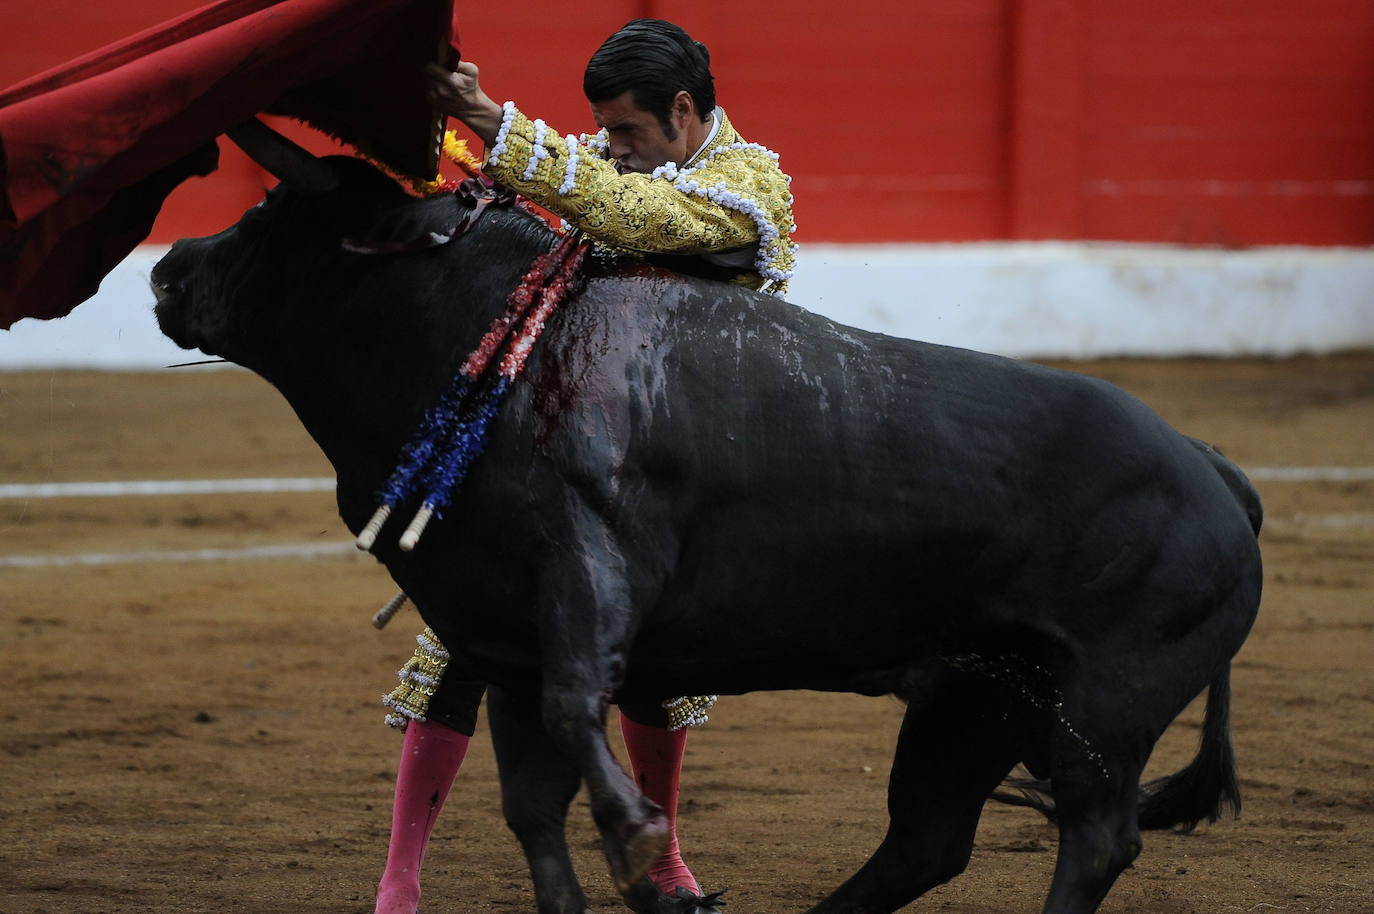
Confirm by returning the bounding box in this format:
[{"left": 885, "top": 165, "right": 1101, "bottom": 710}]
[{"left": 0, "top": 0, "right": 458, "bottom": 329}]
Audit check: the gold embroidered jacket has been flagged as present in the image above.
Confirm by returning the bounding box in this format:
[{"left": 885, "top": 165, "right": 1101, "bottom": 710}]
[{"left": 483, "top": 102, "right": 796, "bottom": 296}]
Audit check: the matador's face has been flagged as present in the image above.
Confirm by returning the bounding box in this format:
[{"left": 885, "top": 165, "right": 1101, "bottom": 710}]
[{"left": 589, "top": 90, "right": 695, "bottom": 175}]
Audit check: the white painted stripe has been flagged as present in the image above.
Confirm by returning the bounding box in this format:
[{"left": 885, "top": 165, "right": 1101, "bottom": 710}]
[
  {"left": 0, "top": 541, "right": 358, "bottom": 568},
  {"left": 1245, "top": 467, "right": 1374, "bottom": 482},
  {"left": 0, "top": 478, "right": 335, "bottom": 499},
  {"left": 1, "top": 468, "right": 1368, "bottom": 501},
  {"left": 1279, "top": 513, "right": 1374, "bottom": 529},
  {"left": 3, "top": 243, "right": 1373, "bottom": 365}
]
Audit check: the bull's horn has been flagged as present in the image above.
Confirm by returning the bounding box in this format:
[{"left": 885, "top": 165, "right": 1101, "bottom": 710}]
[{"left": 226, "top": 118, "right": 339, "bottom": 193}]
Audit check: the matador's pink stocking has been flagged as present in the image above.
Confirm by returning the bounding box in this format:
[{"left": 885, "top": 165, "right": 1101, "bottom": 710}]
[
  {"left": 375, "top": 719, "right": 470, "bottom": 914},
  {"left": 619, "top": 715, "right": 700, "bottom": 896}
]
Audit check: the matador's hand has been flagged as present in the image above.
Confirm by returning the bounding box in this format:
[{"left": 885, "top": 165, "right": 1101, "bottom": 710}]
[{"left": 425, "top": 61, "right": 503, "bottom": 147}]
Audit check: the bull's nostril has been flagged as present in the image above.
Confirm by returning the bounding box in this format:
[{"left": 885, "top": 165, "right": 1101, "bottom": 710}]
[{"left": 150, "top": 275, "right": 181, "bottom": 306}]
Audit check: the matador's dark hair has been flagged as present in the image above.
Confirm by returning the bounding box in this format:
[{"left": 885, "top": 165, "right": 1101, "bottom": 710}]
[{"left": 583, "top": 19, "right": 716, "bottom": 137}]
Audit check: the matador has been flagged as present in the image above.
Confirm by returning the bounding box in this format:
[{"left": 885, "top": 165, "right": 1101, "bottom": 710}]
[{"left": 374, "top": 19, "right": 795, "bottom": 914}]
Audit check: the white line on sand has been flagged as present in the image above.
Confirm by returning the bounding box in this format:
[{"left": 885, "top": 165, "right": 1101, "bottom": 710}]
[
  {"left": 3, "top": 468, "right": 1369, "bottom": 567},
  {"left": 2, "top": 467, "right": 1371, "bottom": 501},
  {"left": 1, "top": 541, "right": 358, "bottom": 568},
  {"left": 0, "top": 478, "right": 335, "bottom": 499}
]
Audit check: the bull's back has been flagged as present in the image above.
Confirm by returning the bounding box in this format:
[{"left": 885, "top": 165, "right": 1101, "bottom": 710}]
[{"left": 557, "top": 273, "right": 1252, "bottom": 558}]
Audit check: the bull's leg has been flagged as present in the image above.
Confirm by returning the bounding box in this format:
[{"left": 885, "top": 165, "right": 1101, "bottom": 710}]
[
  {"left": 532, "top": 507, "right": 670, "bottom": 896},
  {"left": 1039, "top": 739, "right": 1144, "bottom": 914},
  {"left": 486, "top": 686, "right": 589, "bottom": 914},
  {"left": 807, "top": 677, "right": 1018, "bottom": 914},
  {"left": 540, "top": 665, "right": 670, "bottom": 897}
]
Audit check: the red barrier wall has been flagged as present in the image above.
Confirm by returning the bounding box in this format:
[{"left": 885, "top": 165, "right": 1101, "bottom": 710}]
[{"left": 4, "top": 0, "right": 1372, "bottom": 245}]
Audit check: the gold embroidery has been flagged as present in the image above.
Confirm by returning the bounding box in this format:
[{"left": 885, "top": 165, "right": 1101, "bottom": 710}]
[
  {"left": 383, "top": 627, "right": 717, "bottom": 730},
  {"left": 382, "top": 627, "right": 450, "bottom": 729},
  {"left": 486, "top": 105, "right": 795, "bottom": 295}
]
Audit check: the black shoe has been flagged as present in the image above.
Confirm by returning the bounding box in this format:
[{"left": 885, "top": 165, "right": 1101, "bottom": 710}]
[{"left": 669, "top": 886, "right": 727, "bottom": 914}]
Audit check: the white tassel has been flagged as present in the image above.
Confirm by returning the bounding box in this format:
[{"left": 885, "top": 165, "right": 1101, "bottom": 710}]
[
  {"left": 371, "top": 591, "right": 409, "bottom": 629},
  {"left": 399, "top": 503, "right": 435, "bottom": 552},
  {"left": 355, "top": 504, "right": 392, "bottom": 552}
]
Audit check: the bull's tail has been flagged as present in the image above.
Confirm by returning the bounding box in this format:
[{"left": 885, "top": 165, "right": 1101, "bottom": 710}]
[
  {"left": 1136, "top": 666, "right": 1242, "bottom": 829},
  {"left": 991, "top": 668, "right": 1243, "bottom": 830}
]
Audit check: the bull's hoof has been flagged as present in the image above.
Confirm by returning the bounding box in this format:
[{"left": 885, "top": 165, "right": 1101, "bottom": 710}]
[
  {"left": 668, "top": 887, "right": 727, "bottom": 914},
  {"left": 607, "top": 818, "right": 672, "bottom": 894}
]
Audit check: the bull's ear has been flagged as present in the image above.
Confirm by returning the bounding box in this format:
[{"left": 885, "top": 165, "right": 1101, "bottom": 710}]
[{"left": 341, "top": 194, "right": 464, "bottom": 254}]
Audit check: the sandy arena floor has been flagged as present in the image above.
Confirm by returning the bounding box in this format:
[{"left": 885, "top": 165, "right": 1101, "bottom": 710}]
[{"left": 1, "top": 354, "right": 1371, "bottom": 913}]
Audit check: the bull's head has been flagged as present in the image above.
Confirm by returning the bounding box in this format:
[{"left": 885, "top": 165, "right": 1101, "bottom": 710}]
[
  {"left": 149, "top": 121, "right": 559, "bottom": 489},
  {"left": 151, "top": 120, "right": 465, "bottom": 380}
]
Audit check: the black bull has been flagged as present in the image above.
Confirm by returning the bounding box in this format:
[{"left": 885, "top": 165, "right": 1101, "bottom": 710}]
[{"left": 151, "top": 157, "right": 1262, "bottom": 914}]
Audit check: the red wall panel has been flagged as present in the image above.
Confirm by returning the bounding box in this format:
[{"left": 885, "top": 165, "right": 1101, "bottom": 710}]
[
  {"left": 3, "top": 0, "right": 1371, "bottom": 245},
  {"left": 1074, "top": 0, "right": 1374, "bottom": 244},
  {"left": 677, "top": 1, "right": 1012, "bottom": 242}
]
